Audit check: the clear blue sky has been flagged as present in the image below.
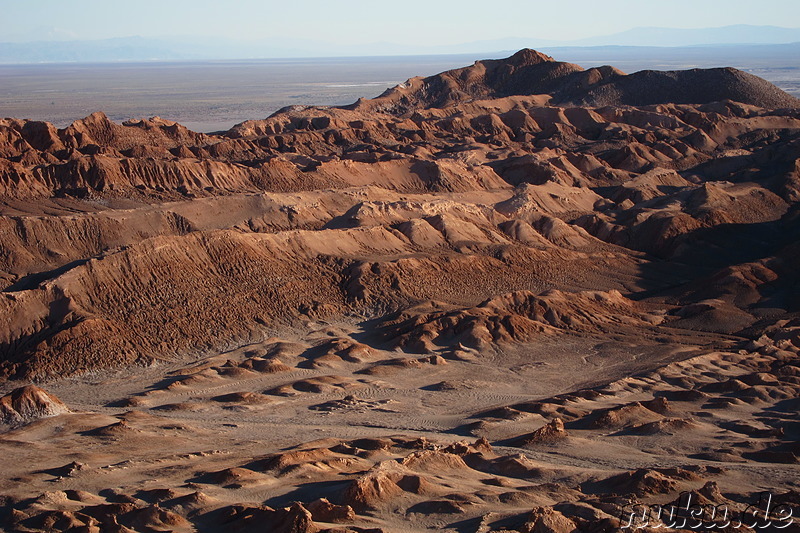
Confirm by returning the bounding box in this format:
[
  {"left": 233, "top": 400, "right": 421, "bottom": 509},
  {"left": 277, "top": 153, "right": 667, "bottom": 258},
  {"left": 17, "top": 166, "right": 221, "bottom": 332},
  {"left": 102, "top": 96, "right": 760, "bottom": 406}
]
[{"left": 2, "top": 0, "right": 799, "bottom": 44}]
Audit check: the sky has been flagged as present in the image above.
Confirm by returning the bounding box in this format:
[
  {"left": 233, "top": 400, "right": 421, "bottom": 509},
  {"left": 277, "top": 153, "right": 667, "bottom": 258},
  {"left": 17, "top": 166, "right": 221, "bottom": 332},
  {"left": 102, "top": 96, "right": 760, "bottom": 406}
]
[{"left": 2, "top": 0, "right": 800, "bottom": 45}]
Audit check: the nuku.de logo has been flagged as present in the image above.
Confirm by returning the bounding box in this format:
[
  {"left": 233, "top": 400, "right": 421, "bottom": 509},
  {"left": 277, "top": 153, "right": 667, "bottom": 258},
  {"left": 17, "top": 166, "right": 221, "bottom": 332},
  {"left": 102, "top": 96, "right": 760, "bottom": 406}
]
[{"left": 619, "top": 492, "right": 795, "bottom": 530}]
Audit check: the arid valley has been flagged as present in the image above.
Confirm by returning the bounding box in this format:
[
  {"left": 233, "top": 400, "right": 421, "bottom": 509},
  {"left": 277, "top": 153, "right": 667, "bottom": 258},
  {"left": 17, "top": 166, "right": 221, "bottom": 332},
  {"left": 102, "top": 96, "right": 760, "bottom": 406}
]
[{"left": 0, "top": 48, "right": 799, "bottom": 532}]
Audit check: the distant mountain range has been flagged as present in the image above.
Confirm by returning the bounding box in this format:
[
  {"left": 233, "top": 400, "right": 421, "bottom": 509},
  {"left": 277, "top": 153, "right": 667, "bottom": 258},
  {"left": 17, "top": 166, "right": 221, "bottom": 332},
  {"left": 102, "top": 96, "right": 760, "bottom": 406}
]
[
  {"left": 570, "top": 25, "right": 800, "bottom": 47},
  {"left": 1, "top": 25, "right": 800, "bottom": 64}
]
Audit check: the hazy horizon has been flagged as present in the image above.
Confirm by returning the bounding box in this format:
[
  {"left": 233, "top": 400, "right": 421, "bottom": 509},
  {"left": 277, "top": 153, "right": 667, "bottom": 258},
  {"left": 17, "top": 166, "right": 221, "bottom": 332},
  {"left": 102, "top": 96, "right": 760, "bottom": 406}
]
[
  {"left": 3, "top": 0, "right": 800, "bottom": 49},
  {"left": 3, "top": 45, "right": 799, "bottom": 133},
  {"left": 2, "top": 26, "right": 800, "bottom": 65},
  {"left": 3, "top": 1, "right": 800, "bottom": 130}
]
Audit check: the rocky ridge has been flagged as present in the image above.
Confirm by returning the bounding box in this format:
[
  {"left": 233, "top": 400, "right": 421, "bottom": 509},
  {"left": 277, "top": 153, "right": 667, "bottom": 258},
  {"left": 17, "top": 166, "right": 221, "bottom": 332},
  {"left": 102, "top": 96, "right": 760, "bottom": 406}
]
[{"left": 0, "top": 50, "right": 799, "bottom": 532}]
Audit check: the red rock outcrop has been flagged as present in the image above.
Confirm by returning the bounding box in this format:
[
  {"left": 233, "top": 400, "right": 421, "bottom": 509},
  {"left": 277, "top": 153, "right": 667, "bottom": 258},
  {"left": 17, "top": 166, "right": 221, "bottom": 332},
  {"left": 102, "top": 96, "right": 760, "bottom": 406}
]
[{"left": 0, "top": 385, "right": 69, "bottom": 426}]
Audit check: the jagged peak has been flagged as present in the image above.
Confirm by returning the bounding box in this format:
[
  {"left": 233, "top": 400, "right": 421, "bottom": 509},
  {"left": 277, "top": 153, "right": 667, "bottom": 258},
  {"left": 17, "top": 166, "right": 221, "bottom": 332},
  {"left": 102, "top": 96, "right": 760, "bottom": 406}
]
[
  {"left": 72, "top": 111, "right": 113, "bottom": 125},
  {"left": 503, "top": 48, "right": 556, "bottom": 66}
]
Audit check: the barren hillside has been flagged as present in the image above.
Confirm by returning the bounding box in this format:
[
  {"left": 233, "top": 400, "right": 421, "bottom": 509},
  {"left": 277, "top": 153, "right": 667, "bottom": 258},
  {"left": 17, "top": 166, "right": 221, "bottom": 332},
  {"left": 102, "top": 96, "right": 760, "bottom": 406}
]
[{"left": 0, "top": 50, "right": 798, "bottom": 532}]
